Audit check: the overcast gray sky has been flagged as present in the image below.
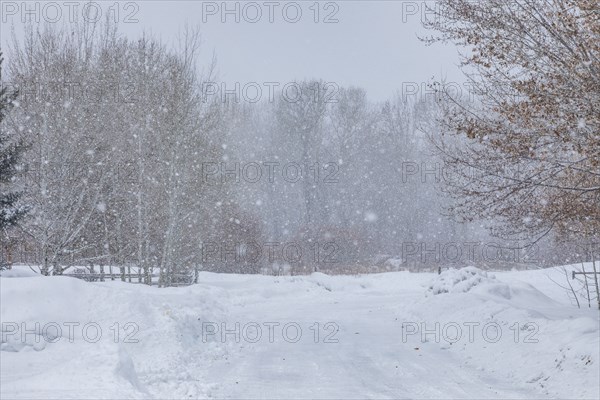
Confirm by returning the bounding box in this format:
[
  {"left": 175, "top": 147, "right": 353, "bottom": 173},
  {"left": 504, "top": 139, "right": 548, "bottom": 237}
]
[{"left": 1, "top": 0, "right": 465, "bottom": 101}]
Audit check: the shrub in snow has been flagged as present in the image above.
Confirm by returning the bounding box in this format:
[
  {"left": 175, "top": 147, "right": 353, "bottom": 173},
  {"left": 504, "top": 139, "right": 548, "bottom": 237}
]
[{"left": 428, "top": 266, "right": 497, "bottom": 295}]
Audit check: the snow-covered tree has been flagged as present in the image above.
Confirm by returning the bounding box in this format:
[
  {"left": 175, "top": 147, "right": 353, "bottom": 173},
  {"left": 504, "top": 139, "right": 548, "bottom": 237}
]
[
  {"left": 7, "top": 22, "right": 224, "bottom": 281},
  {"left": 0, "top": 51, "right": 27, "bottom": 234},
  {"left": 423, "top": 0, "right": 600, "bottom": 245}
]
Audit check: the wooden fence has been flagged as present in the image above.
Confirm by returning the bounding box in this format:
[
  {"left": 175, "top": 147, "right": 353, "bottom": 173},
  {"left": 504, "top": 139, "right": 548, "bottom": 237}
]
[{"left": 61, "top": 268, "right": 197, "bottom": 287}]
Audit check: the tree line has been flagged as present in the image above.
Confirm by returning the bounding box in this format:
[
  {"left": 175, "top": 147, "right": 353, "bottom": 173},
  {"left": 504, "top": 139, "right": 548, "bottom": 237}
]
[{"left": 1, "top": 0, "right": 598, "bottom": 284}]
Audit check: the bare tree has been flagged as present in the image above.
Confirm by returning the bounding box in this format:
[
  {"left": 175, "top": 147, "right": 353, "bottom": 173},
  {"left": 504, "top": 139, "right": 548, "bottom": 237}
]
[{"left": 423, "top": 0, "right": 600, "bottom": 245}]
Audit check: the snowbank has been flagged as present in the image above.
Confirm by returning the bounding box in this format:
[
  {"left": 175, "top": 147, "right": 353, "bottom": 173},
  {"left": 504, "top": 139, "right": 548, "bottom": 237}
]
[
  {"left": 0, "top": 266, "right": 38, "bottom": 278},
  {"left": 1, "top": 276, "right": 229, "bottom": 398},
  {"left": 407, "top": 267, "right": 600, "bottom": 399},
  {"left": 427, "top": 266, "right": 497, "bottom": 294}
]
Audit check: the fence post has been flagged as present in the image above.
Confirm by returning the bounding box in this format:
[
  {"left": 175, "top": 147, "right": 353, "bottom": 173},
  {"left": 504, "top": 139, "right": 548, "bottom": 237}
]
[{"left": 89, "top": 263, "right": 95, "bottom": 282}]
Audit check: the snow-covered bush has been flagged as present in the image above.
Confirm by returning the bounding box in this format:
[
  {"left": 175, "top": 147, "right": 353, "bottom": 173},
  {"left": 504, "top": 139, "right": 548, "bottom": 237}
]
[{"left": 428, "top": 266, "right": 497, "bottom": 295}]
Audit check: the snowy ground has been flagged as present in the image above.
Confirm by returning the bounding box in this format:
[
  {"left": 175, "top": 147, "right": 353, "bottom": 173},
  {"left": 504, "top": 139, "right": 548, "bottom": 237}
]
[{"left": 1, "top": 267, "right": 599, "bottom": 399}]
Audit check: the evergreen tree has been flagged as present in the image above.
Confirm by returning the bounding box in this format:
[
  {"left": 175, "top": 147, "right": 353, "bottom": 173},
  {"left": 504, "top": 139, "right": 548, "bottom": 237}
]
[{"left": 0, "top": 51, "right": 27, "bottom": 233}]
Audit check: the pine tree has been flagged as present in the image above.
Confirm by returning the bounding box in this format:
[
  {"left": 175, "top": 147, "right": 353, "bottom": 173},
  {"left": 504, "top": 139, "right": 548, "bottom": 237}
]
[{"left": 0, "top": 51, "right": 27, "bottom": 233}]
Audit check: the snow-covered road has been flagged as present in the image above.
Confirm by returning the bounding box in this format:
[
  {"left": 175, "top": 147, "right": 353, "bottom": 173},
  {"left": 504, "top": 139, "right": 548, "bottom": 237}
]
[
  {"left": 203, "top": 276, "right": 535, "bottom": 399},
  {"left": 1, "top": 268, "right": 599, "bottom": 399}
]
